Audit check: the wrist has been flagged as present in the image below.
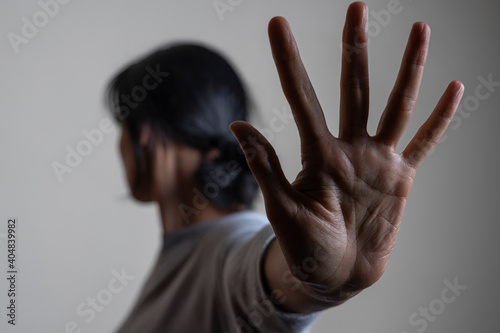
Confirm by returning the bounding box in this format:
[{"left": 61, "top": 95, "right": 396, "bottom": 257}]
[{"left": 300, "top": 280, "right": 363, "bottom": 306}]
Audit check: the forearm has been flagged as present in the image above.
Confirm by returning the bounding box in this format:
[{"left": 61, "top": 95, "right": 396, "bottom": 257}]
[{"left": 262, "top": 238, "right": 362, "bottom": 314}]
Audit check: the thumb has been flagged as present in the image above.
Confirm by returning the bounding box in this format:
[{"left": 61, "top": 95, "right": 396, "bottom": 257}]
[{"left": 229, "top": 120, "right": 293, "bottom": 212}]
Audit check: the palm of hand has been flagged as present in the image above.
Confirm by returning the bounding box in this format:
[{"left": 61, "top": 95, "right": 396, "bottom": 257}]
[{"left": 287, "top": 135, "right": 416, "bottom": 290}]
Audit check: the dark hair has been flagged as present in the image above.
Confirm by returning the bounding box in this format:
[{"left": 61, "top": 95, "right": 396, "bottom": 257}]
[{"left": 105, "top": 42, "right": 259, "bottom": 209}]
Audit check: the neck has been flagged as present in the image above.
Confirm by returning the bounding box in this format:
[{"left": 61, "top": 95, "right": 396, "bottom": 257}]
[{"left": 158, "top": 194, "right": 239, "bottom": 234}]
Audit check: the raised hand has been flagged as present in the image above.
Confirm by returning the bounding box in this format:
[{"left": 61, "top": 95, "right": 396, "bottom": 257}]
[{"left": 229, "top": 1, "right": 464, "bottom": 310}]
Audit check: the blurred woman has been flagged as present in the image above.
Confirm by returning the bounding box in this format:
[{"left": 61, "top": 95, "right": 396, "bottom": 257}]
[{"left": 107, "top": 3, "right": 464, "bottom": 332}]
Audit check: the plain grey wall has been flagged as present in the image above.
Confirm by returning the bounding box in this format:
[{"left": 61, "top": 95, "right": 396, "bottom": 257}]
[{"left": 1, "top": 0, "right": 499, "bottom": 332}]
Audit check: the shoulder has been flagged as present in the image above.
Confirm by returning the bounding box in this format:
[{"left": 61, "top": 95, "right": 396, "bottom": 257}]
[
  {"left": 203, "top": 210, "right": 270, "bottom": 234},
  {"left": 197, "top": 210, "right": 275, "bottom": 256}
]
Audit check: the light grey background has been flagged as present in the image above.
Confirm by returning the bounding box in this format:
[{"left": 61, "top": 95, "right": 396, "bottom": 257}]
[{"left": 0, "top": 0, "right": 499, "bottom": 332}]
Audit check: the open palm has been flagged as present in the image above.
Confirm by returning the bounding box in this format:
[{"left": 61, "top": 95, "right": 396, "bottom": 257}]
[{"left": 230, "top": 2, "right": 464, "bottom": 296}]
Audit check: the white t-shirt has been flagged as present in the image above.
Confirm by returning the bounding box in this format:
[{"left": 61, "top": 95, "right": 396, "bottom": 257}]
[{"left": 114, "top": 210, "right": 320, "bottom": 332}]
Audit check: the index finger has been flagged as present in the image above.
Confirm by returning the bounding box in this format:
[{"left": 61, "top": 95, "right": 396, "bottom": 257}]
[{"left": 268, "top": 16, "right": 331, "bottom": 149}]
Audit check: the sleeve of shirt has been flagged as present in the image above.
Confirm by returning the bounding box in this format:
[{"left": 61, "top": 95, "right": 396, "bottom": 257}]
[{"left": 220, "top": 220, "right": 321, "bottom": 333}]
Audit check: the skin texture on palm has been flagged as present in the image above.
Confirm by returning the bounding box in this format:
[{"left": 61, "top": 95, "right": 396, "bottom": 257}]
[{"left": 229, "top": 1, "right": 464, "bottom": 313}]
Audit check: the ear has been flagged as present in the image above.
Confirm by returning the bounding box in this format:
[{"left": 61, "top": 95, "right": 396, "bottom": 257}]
[
  {"left": 204, "top": 148, "right": 220, "bottom": 161},
  {"left": 139, "top": 124, "right": 151, "bottom": 147}
]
